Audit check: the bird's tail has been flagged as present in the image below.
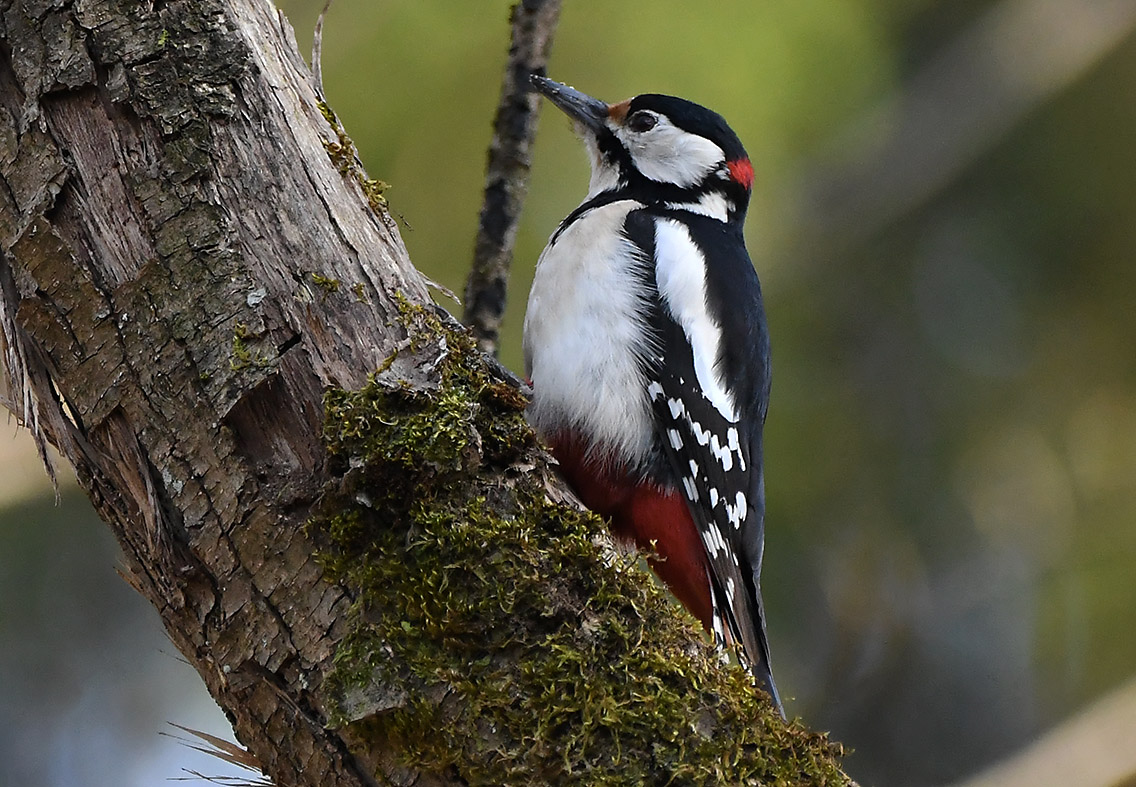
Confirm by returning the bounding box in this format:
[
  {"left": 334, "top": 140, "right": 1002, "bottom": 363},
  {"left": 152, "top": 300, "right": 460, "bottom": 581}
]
[
  {"left": 748, "top": 645, "right": 783, "bottom": 718},
  {"left": 712, "top": 580, "right": 784, "bottom": 718},
  {"left": 745, "top": 591, "right": 784, "bottom": 718}
]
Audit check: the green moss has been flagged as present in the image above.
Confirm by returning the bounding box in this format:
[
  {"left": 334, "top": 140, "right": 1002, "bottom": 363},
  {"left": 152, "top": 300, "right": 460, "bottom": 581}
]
[
  {"left": 229, "top": 322, "right": 272, "bottom": 371},
  {"left": 317, "top": 99, "right": 338, "bottom": 128},
  {"left": 317, "top": 99, "right": 390, "bottom": 214},
  {"left": 310, "top": 272, "right": 341, "bottom": 295},
  {"left": 311, "top": 304, "right": 851, "bottom": 785}
]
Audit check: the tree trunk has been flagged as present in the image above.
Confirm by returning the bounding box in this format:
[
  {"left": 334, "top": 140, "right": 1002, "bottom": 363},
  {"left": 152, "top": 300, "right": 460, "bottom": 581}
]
[{"left": 0, "top": 1, "right": 851, "bottom": 785}]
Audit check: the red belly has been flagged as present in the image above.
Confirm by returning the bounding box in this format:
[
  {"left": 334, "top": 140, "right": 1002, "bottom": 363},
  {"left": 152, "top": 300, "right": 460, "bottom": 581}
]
[{"left": 548, "top": 434, "right": 714, "bottom": 629}]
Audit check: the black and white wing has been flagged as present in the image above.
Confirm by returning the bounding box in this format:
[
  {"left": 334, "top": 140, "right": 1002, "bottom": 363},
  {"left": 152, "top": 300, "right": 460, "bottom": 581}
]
[{"left": 626, "top": 209, "right": 781, "bottom": 712}]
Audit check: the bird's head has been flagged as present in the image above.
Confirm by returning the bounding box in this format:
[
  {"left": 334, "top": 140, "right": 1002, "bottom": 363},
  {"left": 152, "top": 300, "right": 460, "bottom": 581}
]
[{"left": 531, "top": 75, "right": 753, "bottom": 220}]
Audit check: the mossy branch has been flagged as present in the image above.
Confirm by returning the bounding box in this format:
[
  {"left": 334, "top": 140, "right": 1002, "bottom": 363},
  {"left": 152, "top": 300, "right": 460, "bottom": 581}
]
[{"left": 310, "top": 305, "right": 851, "bottom": 785}]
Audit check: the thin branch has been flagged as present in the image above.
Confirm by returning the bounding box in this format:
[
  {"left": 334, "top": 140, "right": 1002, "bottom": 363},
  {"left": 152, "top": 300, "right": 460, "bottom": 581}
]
[
  {"left": 464, "top": 0, "right": 562, "bottom": 356},
  {"left": 310, "top": 0, "right": 334, "bottom": 97}
]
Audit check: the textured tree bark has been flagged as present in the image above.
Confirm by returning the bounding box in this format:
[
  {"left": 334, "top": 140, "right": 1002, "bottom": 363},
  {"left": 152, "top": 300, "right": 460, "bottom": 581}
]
[
  {"left": 0, "top": 2, "right": 851, "bottom": 786},
  {"left": 0, "top": 1, "right": 433, "bottom": 784}
]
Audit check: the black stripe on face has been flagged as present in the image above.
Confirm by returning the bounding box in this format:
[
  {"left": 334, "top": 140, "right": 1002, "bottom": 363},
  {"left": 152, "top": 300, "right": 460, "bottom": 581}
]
[{"left": 595, "top": 126, "right": 635, "bottom": 176}]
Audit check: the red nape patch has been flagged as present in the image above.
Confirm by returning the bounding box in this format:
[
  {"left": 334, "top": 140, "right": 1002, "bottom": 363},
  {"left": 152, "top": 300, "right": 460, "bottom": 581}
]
[{"left": 726, "top": 158, "right": 754, "bottom": 190}]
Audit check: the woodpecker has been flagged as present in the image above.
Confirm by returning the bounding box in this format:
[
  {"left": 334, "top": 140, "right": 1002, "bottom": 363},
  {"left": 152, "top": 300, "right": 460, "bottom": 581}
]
[{"left": 523, "top": 76, "right": 782, "bottom": 714}]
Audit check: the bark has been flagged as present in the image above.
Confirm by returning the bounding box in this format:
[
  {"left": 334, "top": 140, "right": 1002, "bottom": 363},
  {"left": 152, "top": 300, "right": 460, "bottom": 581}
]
[
  {"left": 0, "top": 2, "right": 851, "bottom": 785},
  {"left": 0, "top": 1, "right": 430, "bottom": 783}
]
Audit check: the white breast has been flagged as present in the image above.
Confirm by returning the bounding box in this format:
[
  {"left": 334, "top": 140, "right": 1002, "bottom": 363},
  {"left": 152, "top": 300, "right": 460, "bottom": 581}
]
[{"left": 523, "top": 200, "right": 656, "bottom": 467}]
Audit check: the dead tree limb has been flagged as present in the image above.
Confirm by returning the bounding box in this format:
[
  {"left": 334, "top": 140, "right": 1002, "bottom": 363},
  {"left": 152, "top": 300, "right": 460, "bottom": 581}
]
[{"left": 463, "top": 0, "right": 561, "bottom": 356}]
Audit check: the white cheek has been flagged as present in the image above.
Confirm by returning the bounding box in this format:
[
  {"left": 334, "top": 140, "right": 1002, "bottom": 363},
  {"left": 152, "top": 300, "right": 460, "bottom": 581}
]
[{"left": 625, "top": 126, "right": 724, "bottom": 188}]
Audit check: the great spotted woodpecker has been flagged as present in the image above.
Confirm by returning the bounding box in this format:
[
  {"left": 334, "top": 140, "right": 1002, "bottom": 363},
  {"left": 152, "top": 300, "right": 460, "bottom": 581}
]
[{"left": 523, "top": 76, "right": 782, "bottom": 714}]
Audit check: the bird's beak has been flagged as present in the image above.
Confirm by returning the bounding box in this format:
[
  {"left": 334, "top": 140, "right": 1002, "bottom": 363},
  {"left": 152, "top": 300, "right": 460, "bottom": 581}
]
[{"left": 530, "top": 75, "right": 608, "bottom": 131}]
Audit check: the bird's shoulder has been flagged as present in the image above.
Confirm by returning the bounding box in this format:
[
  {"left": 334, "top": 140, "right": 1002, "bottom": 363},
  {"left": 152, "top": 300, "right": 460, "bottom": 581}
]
[{"left": 620, "top": 206, "right": 769, "bottom": 419}]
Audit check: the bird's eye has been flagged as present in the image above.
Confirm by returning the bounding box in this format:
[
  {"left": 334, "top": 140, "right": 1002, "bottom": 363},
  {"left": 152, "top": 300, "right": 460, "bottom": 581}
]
[{"left": 627, "top": 111, "right": 658, "bottom": 133}]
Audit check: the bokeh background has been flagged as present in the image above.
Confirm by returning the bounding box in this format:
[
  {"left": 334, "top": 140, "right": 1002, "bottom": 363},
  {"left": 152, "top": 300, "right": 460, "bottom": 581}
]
[{"left": 3, "top": 1, "right": 1136, "bottom": 784}]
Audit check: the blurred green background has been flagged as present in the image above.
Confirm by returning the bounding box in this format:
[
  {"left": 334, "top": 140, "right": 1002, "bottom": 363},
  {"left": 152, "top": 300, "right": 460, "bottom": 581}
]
[{"left": 3, "top": 1, "right": 1136, "bottom": 784}]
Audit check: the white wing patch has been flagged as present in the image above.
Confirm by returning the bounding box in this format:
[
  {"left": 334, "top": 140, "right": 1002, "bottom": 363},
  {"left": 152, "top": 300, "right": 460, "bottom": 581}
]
[
  {"left": 667, "top": 397, "right": 683, "bottom": 420},
  {"left": 710, "top": 584, "right": 727, "bottom": 645},
  {"left": 710, "top": 433, "right": 732, "bottom": 472},
  {"left": 690, "top": 417, "right": 710, "bottom": 446},
  {"left": 724, "top": 490, "right": 748, "bottom": 530},
  {"left": 653, "top": 219, "right": 737, "bottom": 422},
  {"left": 727, "top": 427, "right": 747, "bottom": 471},
  {"left": 682, "top": 476, "right": 699, "bottom": 502}
]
